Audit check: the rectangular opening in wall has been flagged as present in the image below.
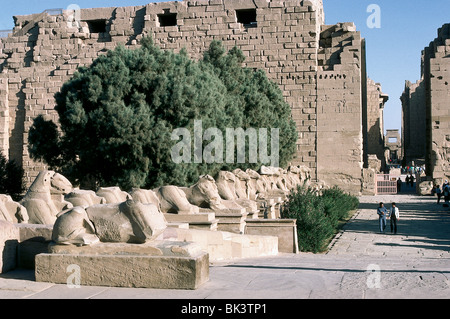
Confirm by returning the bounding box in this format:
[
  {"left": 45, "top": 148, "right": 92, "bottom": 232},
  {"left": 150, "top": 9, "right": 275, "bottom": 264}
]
[
  {"left": 86, "top": 20, "right": 107, "bottom": 33},
  {"left": 158, "top": 11, "right": 177, "bottom": 27},
  {"left": 236, "top": 9, "right": 257, "bottom": 28},
  {"left": 388, "top": 137, "right": 398, "bottom": 144}
]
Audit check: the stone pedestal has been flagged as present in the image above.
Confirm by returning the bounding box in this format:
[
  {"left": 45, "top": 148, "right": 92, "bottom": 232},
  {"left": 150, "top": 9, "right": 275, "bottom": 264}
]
[
  {"left": 245, "top": 208, "right": 260, "bottom": 219},
  {"left": 245, "top": 219, "right": 299, "bottom": 254},
  {"left": 164, "top": 212, "right": 218, "bottom": 231},
  {"left": 203, "top": 208, "right": 248, "bottom": 234},
  {"left": 257, "top": 199, "right": 277, "bottom": 219},
  {"left": 35, "top": 241, "right": 209, "bottom": 290},
  {"left": 166, "top": 222, "right": 189, "bottom": 229},
  {"left": 162, "top": 227, "right": 278, "bottom": 261},
  {"left": 16, "top": 223, "right": 53, "bottom": 269}
]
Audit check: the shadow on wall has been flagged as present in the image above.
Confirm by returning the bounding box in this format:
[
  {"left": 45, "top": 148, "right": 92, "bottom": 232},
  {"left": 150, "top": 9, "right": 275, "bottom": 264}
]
[{"left": 1, "top": 239, "right": 18, "bottom": 273}]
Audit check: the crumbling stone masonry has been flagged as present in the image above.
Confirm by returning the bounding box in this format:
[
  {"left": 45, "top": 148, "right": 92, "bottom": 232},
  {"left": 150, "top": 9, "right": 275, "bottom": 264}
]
[
  {"left": 401, "top": 80, "right": 426, "bottom": 166},
  {"left": 366, "top": 78, "right": 388, "bottom": 168},
  {"left": 401, "top": 24, "right": 450, "bottom": 183},
  {"left": 0, "top": 0, "right": 386, "bottom": 194}
]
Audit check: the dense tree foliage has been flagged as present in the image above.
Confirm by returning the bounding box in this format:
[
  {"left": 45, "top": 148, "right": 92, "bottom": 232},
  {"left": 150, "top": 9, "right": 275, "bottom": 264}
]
[
  {"left": 28, "top": 38, "right": 297, "bottom": 190},
  {"left": 0, "top": 153, "right": 26, "bottom": 201}
]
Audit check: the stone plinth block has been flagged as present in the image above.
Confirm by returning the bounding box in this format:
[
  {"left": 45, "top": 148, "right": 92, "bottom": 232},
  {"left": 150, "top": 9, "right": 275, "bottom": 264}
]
[
  {"left": 16, "top": 223, "right": 53, "bottom": 242},
  {"left": 162, "top": 228, "right": 278, "bottom": 261},
  {"left": 35, "top": 241, "right": 209, "bottom": 290},
  {"left": 0, "top": 221, "right": 19, "bottom": 273},
  {"left": 164, "top": 212, "right": 218, "bottom": 231},
  {"left": 257, "top": 200, "right": 277, "bottom": 219},
  {"left": 15, "top": 223, "right": 53, "bottom": 269},
  {"left": 209, "top": 208, "right": 248, "bottom": 234},
  {"left": 245, "top": 219, "right": 299, "bottom": 253}
]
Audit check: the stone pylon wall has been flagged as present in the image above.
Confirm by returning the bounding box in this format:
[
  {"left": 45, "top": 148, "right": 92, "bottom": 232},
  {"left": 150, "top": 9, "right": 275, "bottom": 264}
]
[
  {"left": 423, "top": 24, "right": 450, "bottom": 182},
  {"left": 366, "top": 78, "right": 388, "bottom": 169},
  {"left": 0, "top": 0, "right": 325, "bottom": 187},
  {"left": 316, "top": 23, "right": 366, "bottom": 194},
  {"left": 0, "top": 0, "right": 373, "bottom": 194},
  {"left": 403, "top": 23, "right": 450, "bottom": 182},
  {"left": 401, "top": 79, "right": 426, "bottom": 166}
]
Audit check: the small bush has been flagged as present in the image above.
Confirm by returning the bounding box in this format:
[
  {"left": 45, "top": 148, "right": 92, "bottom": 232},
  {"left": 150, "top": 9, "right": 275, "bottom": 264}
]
[
  {"left": 282, "top": 185, "right": 359, "bottom": 253},
  {"left": 0, "top": 153, "right": 26, "bottom": 201},
  {"left": 322, "top": 186, "right": 359, "bottom": 228}
]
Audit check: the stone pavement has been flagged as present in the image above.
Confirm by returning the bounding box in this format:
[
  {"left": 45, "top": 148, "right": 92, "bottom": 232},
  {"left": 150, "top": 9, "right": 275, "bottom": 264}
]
[{"left": 1, "top": 194, "right": 449, "bottom": 300}]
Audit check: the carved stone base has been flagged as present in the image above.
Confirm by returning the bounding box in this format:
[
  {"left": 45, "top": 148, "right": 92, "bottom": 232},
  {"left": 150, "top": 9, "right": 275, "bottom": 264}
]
[
  {"left": 35, "top": 241, "right": 209, "bottom": 290},
  {"left": 162, "top": 227, "right": 278, "bottom": 261},
  {"left": 245, "top": 219, "right": 299, "bottom": 253},
  {"left": 164, "top": 212, "right": 218, "bottom": 231},
  {"left": 202, "top": 208, "right": 248, "bottom": 234}
]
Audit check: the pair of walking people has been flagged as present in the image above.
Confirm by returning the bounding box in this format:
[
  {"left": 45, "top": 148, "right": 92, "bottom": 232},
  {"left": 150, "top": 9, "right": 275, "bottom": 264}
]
[{"left": 377, "top": 202, "right": 400, "bottom": 234}]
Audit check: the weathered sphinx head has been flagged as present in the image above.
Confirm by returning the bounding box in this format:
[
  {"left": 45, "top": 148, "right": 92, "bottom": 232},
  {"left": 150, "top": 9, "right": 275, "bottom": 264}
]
[
  {"left": 50, "top": 172, "right": 73, "bottom": 194},
  {"left": 232, "top": 168, "right": 250, "bottom": 181},
  {"left": 29, "top": 170, "right": 73, "bottom": 194},
  {"left": 193, "top": 175, "right": 226, "bottom": 210},
  {"left": 215, "top": 171, "right": 237, "bottom": 200}
]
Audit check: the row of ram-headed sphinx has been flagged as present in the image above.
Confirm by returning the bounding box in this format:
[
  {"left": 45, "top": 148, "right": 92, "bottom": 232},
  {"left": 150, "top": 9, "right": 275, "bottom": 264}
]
[{"left": 0, "top": 165, "right": 313, "bottom": 246}]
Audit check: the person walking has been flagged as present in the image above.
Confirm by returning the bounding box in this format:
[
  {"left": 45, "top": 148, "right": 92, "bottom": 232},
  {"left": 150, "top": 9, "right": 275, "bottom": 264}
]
[
  {"left": 436, "top": 185, "right": 442, "bottom": 204},
  {"left": 405, "top": 175, "right": 411, "bottom": 187},
  {"left": 409, "top": 174, "right": 415, "bottom": 188},
  {"left": 389, "top": 202, "right": 400, "bottom": 234},
  {"left": 397, "top": 177, "right": 402, "bottom": 193},
  {"left": 443, "top": 183, "right": 450, "bottom": 208},
  {"left": 377, "top": 202, "right": 388, "bottom": 233}
]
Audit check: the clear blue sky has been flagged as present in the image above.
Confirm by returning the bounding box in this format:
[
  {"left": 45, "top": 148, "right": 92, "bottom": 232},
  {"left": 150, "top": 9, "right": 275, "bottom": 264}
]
[{"left": 0, "top": 0, "right": 448, "bottom": 134}]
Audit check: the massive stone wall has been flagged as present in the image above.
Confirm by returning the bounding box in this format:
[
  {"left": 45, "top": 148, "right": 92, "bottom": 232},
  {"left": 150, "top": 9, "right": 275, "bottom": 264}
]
[
  {"left": 423, "top": 24, "right": 450, "bottom": 182},
  {"left": 401, "top": 80, "right": 426, "bottom": 166},
  {"left": 402, "top": 23, "right": 449, "bottom": 182},
  {"left": 0, "top": 0, "right": 383, "bottom": 194},
  {"left": 316, "top": 23, "right": 366, "bottom": 194},
  {"left": 366, "top": 78, "right": 388, "bottom": 168}
]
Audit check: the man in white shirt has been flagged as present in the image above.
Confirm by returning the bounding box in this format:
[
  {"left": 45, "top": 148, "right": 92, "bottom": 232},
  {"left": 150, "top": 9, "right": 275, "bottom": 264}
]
[{"left": 389, "top": 202, "right": 400, "bottom": 234}]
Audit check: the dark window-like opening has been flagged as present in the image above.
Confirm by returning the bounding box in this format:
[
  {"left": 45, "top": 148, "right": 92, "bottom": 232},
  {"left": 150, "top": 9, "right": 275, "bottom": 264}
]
[
  {"left": 86, "top": 20, "right": 107, "bottom": 33},
  {"left": 236, "top": 9, "right": 257, "bottom": 28},
  {"left": 158, "top": 11, "right": 177, "bottom": 27}
]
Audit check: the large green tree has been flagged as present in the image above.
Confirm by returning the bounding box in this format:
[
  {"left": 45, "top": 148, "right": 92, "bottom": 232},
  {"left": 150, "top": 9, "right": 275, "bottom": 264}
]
[
  {"left": 203, "top": 41, "right": 298, "bottom": 170},
  {"left": 28, "top": 38, "right": 297, "bottom": 190}
]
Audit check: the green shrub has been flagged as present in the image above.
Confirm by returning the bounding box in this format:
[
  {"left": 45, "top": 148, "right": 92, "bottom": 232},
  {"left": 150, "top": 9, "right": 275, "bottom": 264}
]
[
  {"left": 282, "top": 185, "right": 359, "bottom": 253},
  {"left": 322, "top": 186, "right": 359, "bottom": 228}
]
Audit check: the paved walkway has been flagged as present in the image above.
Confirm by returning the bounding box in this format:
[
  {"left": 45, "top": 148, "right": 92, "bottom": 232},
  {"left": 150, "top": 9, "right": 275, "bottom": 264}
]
[{"left": 1, "top": 194, "right": 449, "bottom": 299}]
